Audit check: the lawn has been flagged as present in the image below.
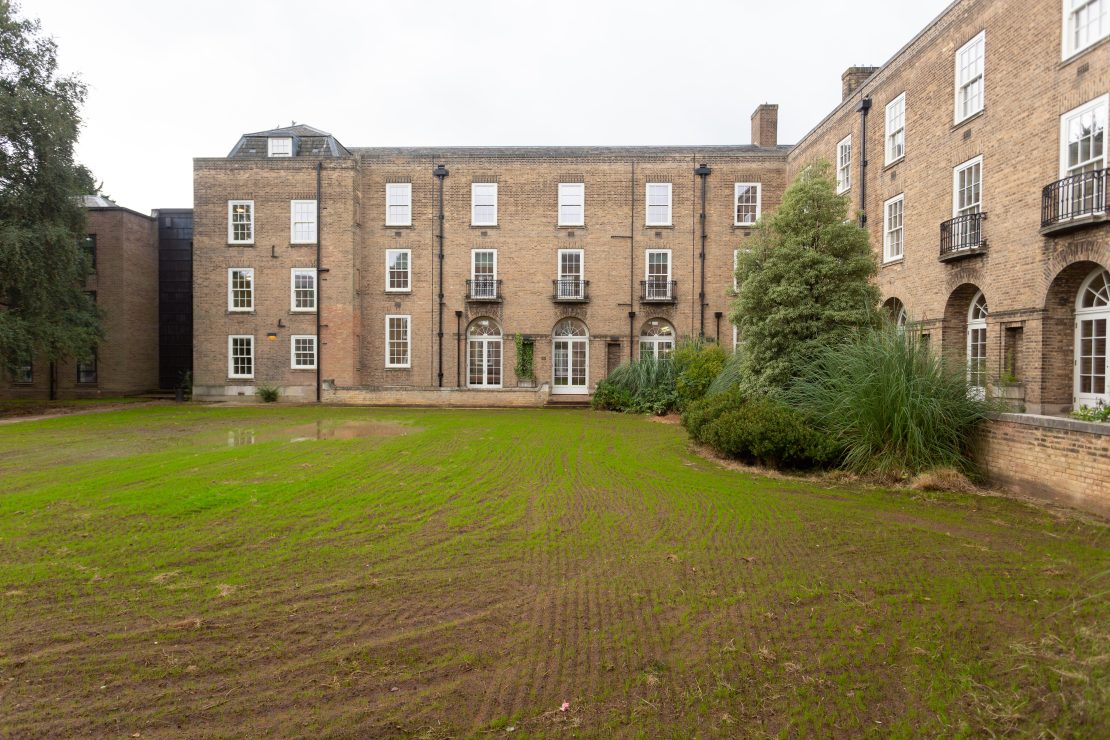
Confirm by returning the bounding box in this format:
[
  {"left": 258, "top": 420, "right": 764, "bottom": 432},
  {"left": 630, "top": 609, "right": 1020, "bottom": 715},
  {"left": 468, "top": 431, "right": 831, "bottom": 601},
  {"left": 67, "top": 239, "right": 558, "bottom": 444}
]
[{"left": 0, "top": 405, "right": 1106, "bottom": 736}]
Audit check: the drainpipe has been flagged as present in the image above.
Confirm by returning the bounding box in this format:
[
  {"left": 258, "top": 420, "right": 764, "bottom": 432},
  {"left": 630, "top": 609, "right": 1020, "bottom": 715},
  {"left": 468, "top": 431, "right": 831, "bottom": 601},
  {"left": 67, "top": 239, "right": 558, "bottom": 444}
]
[
  {"left": 855, "top": 97, "right": 872, "bottom": 227},
  {"left": 695, "top": 163, "right": 712, "bottom": 338},
  {"left": 315, "top": 162, "right": 325, "bottom": 402},
  {"left": 714, "top": 311, "right": 723, "bottom": 343},
  {"left": 455, "top": 310, "right": 463, "bottom": 387},
  {"left": 49, "top": 360, "right": 56, "bottom": 401},
  {"left": 629, "top": 161, "right": 636, "bottom": 361},
  {"left": 433, "top": 164, "right": 449, "bottom": 387}
]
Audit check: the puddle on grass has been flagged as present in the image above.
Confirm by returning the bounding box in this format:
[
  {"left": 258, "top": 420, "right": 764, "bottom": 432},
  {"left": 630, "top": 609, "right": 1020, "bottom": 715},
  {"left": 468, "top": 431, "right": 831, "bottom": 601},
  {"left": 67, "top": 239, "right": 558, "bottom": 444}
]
[{"left": 224, "top": 420, "right": 410, "bottom": 447}]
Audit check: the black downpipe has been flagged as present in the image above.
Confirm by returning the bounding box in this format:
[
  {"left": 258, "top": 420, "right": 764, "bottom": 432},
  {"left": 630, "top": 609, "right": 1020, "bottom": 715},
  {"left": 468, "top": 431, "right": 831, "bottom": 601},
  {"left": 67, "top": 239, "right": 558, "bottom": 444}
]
[
  {"left": 856, "top": 97, "right": 872, "bottom": 227},
  {"left": 454, "top": 310, "right": 463, "bottom": 387},
  {"left": 629, "top": 161, "right": 636, "bottom": 361},
  {"left": 694, "top": 163, "right": 712, "bottom": 337},
  {"left": 434, "top": 164, "right": 449, "bottom": 387},
  {"left": 315, "top": 162, "right": 322, "bottom": 403},
  {"left": 48, "top": 361, "right": 56, "bottom": 400}
]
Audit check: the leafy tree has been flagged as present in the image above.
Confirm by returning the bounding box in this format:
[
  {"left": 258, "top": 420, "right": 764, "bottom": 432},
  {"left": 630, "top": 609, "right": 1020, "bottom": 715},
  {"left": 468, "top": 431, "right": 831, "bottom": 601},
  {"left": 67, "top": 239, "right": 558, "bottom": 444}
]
[
  {"left": 729, "top": 162, "right": 880, "bottom": 394},
  {"left": 0, "top": 0, "right": 100, "bottom": 370}
]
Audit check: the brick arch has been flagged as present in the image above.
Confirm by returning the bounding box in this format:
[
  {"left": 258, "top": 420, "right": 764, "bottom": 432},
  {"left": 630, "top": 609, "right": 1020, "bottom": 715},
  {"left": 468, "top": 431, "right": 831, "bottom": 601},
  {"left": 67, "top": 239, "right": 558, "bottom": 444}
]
[
  {"left": 882, "top": 296, "right": 907, "bottom": 326},
  {"left": 1040, "top": 257, "right": 1110, "bottom": 411},
  {"left": 1040, "top": 239, "right": 1110, "bottom": 296},
  {"left": 942, "top": 283, "right": 984, "bottom": 368}
]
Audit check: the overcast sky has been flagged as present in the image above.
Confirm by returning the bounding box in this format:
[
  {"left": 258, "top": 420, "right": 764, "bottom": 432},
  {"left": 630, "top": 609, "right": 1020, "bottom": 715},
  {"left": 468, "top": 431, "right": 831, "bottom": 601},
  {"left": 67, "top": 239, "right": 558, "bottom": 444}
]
[{"left": 26, "top": 0, "right": 952, "bottom": 214}]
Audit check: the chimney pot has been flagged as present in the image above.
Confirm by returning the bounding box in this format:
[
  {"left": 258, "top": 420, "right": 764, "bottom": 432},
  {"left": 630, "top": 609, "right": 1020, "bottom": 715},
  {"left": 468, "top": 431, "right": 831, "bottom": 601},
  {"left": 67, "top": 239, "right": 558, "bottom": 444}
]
[{"left": 750, "top": 104, "right": 779, "bottom": 148}]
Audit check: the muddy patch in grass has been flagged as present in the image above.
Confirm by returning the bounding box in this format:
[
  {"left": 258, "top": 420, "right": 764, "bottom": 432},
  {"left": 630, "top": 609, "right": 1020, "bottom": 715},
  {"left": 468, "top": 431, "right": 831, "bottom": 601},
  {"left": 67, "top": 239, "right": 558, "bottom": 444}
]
[{"left": 223, "top": 420, "right": 414, "bottom": 447}]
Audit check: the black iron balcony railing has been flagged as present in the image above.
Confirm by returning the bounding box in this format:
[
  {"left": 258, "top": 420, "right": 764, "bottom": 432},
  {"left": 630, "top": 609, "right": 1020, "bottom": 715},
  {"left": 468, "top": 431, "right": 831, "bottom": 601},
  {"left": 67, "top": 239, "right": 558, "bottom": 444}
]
[
  {"left": 552, "top": 279, "right": 589, "bottom": 302},
  {"left": 640, "top": 279, "right": 677, "bottom": 302},
  {"left": 939, "top": 212, "right": 987, "bottom": 260},
  {"left": 1042, "top": 168, "right": 1109, "bottom": 231},
  {"left": 466, "top": 278, "right": 502, "bottom": 301}
]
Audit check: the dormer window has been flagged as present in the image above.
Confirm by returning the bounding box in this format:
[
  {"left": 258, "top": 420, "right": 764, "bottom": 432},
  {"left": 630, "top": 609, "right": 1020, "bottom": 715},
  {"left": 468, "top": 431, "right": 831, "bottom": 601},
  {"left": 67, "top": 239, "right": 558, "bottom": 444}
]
[{"left": 268, "top": 137, "right": 292, "bottom": 157}]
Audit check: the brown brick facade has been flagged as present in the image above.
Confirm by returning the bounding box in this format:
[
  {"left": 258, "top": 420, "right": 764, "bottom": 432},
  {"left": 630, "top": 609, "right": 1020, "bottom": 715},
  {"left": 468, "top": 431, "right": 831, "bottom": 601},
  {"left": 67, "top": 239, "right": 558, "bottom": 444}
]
[
  {"left": 786, "top": 0, "right": 1110, "bottom": 414},
  {"left": 2, "top": 205, "right": 160, "bottom": 399}
]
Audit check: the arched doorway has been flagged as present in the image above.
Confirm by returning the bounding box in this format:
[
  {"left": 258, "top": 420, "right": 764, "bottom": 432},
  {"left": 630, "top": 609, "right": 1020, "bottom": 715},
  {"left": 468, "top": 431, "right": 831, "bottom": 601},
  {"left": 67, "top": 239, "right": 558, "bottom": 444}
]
[
  {"left": 967, "top": 291, "right": 988, "bottom": 399},
  {"left": 1076, "top": 267, "right": 1110, "bottom": 407},
  {"left": 639, "top": 319, "right": 675, "bottom": 360},
  {"left": 552, "top": 318, "right": 588, "bottom": 394},
  {"left": 467, "top": 318, "right": 502, "bottom": 388}
]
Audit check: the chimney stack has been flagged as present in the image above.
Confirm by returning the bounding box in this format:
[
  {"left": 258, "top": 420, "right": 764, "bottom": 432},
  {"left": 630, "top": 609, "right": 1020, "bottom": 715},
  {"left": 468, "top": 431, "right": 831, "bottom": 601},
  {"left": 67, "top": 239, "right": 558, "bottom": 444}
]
[
  {"left": 842, "top": 66, "right": 879, "bottom": 100},
  {"left": 750, "top": 104, "right": 779, "bottom": 148}
]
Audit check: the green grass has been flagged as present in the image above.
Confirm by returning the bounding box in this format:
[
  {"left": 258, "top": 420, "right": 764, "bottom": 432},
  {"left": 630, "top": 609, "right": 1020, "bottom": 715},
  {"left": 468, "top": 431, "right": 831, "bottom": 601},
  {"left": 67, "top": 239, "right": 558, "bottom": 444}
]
[{"left": 0, "top": 405, "right": 1106, "bottom": 736}]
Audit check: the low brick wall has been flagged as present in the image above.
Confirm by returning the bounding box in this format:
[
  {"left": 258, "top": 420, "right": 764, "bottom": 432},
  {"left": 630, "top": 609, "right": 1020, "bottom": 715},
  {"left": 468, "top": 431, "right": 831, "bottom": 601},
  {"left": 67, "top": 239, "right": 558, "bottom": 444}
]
[
  {"left": 323, "top": 384, "right": 551, "bottom": 408},
  {"left": 976, "top": 414, "right": 1110, "bottom": 517}
]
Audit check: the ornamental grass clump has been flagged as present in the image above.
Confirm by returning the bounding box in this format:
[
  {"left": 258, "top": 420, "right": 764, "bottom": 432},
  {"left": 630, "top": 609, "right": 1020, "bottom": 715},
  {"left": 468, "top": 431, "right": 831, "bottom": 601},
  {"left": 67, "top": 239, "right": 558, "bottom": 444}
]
[{"left": 786, "top": 324, "right": 991, "bottom": 479}]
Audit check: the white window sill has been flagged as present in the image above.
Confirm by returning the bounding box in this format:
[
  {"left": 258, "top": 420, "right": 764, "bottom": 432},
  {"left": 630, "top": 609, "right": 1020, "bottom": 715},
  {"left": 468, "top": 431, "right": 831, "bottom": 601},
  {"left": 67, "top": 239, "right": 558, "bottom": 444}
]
[
  {"left": 385, "top": 223, "right": 414, "bottom": 228},
  {"left": 290, "top": 308, "right": 317, "bottom": 314},
  {"left": 227, "top": 242, "right": 255, "bottom": 247},
  {"left": 953, "top": 109, "right": 985, "bottom": 129},
  {"left": 882, "top": 257, "right": 905, "bottom": 267},
  {"left": 385, "top": 289, "right": 412, "bottom": 295},
  {"left": 385, "top": 365, "right": 412, "bottom": 370},
  {"left": 883, "top": 156, "right": 905, "bottom": 171}
]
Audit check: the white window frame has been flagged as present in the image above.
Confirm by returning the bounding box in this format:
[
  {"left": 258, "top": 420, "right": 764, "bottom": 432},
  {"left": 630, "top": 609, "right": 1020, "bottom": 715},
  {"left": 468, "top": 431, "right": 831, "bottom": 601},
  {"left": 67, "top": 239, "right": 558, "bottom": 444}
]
[
  {"left": 645, "top": 249, "right": 672, "bottom": 299},
  {"left": 558, "top": 182, "right": 585, "bottom": 226},
  {"left": 1063, "top": 0, "right": 1109, "bottom": 59},
  {"left": 836, "top": 135, "right": 852, "bottom": 194},
  {"left": 290, "top": 268, "right": 317, "bottom": 312},
  {"left": 557, "top": 248, "right": 584, "bottom": 299},
  {"left": 290, "top": 335, "right": 317, "bottom": 370},
  {"left": 268, "top": 137, "right": 292, "bottom": 157},
  {"left": 955, "top": 31, "right": 986, "bottom": 124},
  {"left": 385, "top": 249, "right": 412, "bottom": 293},
  {"left": 386, "top": 183, "right": 412, "bottom": 226},
  {"left": 1059, "top": 95, "right": 1109, "bottom": 177},
  {"left": 1075, "top": 267, "right": 1110, "bottom": 405},
  {"left": 227, "top": 200, "right": 254, "bottom": 245},
  {"left": 471, "top": 249, "right": 498, "bottom": 299},
  {"left": 952, "top": 156, "right": 984, "bottom": 217},
  {"left": 466, "top": 319, "right": 503, "bottom": 389},
  {"left": 385, "top": 314, "right": 411, "bottom": 369},
  {"left": 290, "top": 200, "right": 317, "bottom": 244},
  {"left": 967, "top": 292, "right": 988, "bottom": 398},
  {"left": 227, "top": 267, "right": 254, "bottom": 312},
  {"left": 885, "top": 93, "right": 906, "bottom": 165},
  {"left": 471, "top": 183, "right": 498, "bottom": 226},
  {"left": 645, "top": 183, "right": 672, "bottom": 226},
  {"left": 883, "top": 194, "right": 905, "bottom": 263},
  {"left": 733, "top": 183, "right": 762, "bottom": 226},
  {"left": 228, "top": 335, "right": 254, "bottom": 379}
]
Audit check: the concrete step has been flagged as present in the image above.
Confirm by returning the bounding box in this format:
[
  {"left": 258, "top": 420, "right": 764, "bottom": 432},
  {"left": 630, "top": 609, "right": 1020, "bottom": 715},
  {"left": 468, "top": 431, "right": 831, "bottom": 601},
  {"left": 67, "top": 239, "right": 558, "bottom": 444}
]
[{"left": 545, "top": 394, "right": 592, "bottom": 408}]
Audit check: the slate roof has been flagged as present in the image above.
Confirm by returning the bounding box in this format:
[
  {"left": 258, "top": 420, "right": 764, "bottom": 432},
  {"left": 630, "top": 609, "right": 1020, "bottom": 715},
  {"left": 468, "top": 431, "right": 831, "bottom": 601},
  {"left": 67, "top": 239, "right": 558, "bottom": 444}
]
[
  {"left": 350, "top": 144, "right": 792, "bottom": 159},
  {"left": 227, "top": 124, "right": 351, "bottom": 159}
]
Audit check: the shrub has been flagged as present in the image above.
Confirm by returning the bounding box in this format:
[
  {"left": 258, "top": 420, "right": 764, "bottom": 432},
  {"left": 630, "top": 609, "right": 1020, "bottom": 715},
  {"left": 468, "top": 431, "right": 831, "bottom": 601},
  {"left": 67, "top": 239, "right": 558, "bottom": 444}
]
[
  {"left": 682, "top": 388, "right": 747, "bottom": 442},
  {"left": 591, "top": 356, "right": 678, "bottom": 415},
  {"left": 701, "top": 397, "right": 840, "bottom": 470},
  {"left": 786, "top": 324, "right": 991, "bottom": 479},
  {"left": 672, "top": 339, "right": 727, "bottom": 410},
  {"left": 1071, "top": 403, "right": 1110, "bottom": 423},
  {"left": 706, "top": 345, "right": 745, "bottom": 397},
  {"left": 255, "top": 385, "right": 280, "bottom": 403}
]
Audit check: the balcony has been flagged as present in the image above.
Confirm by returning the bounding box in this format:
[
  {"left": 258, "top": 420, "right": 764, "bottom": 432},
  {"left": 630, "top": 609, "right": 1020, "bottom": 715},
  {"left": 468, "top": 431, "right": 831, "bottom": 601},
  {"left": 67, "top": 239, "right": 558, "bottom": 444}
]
[
  {"left": 640, "top": 279, "right": 677, "bottom": 303},
  {"left": 552, "top": 279, "right": 589, "bottom": 302},
  {"left": 1041, "top": 168, "right": 1109, "bottom": 235},
  {"left": 466, "top": 278, "right": 502, "bottom": 302},
  {"left": 939, "top": 212, "right": 987, "bottom": 262}
]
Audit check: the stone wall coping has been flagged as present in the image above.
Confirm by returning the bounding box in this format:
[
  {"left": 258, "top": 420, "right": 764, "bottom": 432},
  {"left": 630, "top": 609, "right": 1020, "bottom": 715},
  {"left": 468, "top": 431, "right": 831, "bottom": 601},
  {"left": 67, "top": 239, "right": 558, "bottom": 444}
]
[{"left": 990, "top": 412, "right": 1110, "bottom": 436}]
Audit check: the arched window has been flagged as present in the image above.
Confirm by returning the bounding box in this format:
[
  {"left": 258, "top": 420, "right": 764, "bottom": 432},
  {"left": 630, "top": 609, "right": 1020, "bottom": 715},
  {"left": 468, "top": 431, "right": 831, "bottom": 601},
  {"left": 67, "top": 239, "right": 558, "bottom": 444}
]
[
  {"left": 639, "top": 319, "right": 675, "bottom": 361},
  {"left": 967, "top": 291, "right": 988, "bottom": 397},
  {"left": 884, "top": 297, "right": 908, "bottom": 331},
  {"left": 1076, "top": 268, "right": 1110, "bottom": 406},
  {"left": 467, "top": 318, "right": 502, "bottom": 388},
  {"left": 552, "top": 319, "right": 588, "bottom": 393}
]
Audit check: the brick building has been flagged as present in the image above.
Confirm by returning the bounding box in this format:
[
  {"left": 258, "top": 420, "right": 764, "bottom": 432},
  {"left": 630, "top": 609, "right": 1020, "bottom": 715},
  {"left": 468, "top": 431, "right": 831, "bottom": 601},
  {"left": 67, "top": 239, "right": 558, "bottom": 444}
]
[
  {"left": 787, "top": 0, "right": 1110, "bottom": 414},
  {"left": 3, "top": 196, "right": 161, "bottom": 399},
  {"left": 192, "top": 116, "right": 788, "bottom": 402},
  {"left": 193, "top": 0, "right": 1109, "bottom": 413},
  {"left": 3, "top": 199, "right": 194, "bottom": 400}
]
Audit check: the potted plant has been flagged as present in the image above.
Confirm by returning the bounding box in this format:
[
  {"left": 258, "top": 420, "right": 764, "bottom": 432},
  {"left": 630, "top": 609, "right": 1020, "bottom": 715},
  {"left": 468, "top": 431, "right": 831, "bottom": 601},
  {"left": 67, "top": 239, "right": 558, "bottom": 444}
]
[{"left": 989, "top": 370, "right": 1024, "bottom": 411}]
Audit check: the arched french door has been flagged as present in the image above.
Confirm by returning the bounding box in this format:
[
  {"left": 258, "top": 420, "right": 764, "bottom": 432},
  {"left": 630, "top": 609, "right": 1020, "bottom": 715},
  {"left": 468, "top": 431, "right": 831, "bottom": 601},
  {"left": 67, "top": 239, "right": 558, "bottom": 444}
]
[
  {"left": 467, "top": 318, "right": 502, "bottom": 388},
  {"left": 967, "top": 291, "right": 988, "bottom": 399},
  {"left": 552, "top": 318, "right": 588, "bottom": 394},
  {"left": 1076, "top": 267, "right": 1110, "bottom": 407},
  {"left": 639, "top": 319, "right": 675, "bottom": 360}
]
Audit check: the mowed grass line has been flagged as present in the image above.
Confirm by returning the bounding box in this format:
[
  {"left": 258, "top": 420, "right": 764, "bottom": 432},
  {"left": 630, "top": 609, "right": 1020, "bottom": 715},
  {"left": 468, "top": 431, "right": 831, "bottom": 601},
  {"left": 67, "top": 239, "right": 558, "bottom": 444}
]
[{"left": 0, "top": 405, "right": 1106, "bottom": 737}]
